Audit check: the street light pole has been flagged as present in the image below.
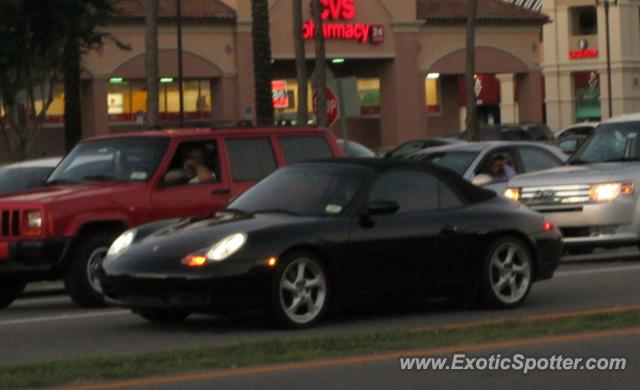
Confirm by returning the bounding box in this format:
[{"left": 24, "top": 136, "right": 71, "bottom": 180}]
[
  {"left": 177, "top": 0, "right": 185, "bottom": 127},
  {"left": 597, "top": 0, "right": 617, "bottom": 118}
]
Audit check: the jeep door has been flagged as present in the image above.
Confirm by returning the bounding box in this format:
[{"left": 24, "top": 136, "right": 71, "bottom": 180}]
[{"left": 151, "top": 137, "right": 232, "bottom": 219}]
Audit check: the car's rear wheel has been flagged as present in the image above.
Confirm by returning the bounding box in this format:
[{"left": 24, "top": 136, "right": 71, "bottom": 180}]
[
  {"left": 136, "top": 309, "right": 191, "bottom": 323},
  {"left": 64, "top": 231, "right": 118, "bottom": 308},
  {"left": 269, "top": 252, "right": 329, "bottom": 328},
  {"left": 0, "top": 279, "right": 26, "bottom": 309},
  {"left": 480, "top": 237, "right": 533, "bottom": 309}
]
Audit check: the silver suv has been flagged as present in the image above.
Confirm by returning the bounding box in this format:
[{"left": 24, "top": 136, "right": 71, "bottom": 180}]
[{"left": 505, "top": 114, "right": 640, "bottom": 251}]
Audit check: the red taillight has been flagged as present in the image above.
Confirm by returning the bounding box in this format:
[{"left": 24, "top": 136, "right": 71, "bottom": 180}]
[{"left": 544, "top": 221, "right": 554, "bottom": 231}]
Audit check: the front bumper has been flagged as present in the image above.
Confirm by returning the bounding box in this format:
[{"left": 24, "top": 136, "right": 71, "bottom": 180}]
[
  {"left": 532, "top": 232, "right": 563, "bottom": 281},
  {"left": 0, "top": 239, "right": 71, "bottom": 277},
  {"left": 530, "top": 199, "right": 639, "bottom": 249},
  {"left": 99, "top": 260, "right": 275, "bottom": 312}
]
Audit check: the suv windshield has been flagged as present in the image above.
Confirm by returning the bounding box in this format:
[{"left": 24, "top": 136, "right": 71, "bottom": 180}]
[
  {"left": 47, "top": 137, "right": 169, "bottom": 184},
  {"left": 229, "top": 164, "right": 371, "bottom": 217},
  {"left": 570, "top": 122, "right": 640, "bottom": 164}
]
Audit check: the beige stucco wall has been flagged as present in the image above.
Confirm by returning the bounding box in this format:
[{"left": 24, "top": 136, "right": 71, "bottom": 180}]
[
  {"left": 543, "top": 0, "right": 640, "bottom": 131},
  {"left": 83, "top": 24, "right": 237, "bottom": 78},
  {"left": 419, "top": 25, "right": 542, "bottom": 74}
]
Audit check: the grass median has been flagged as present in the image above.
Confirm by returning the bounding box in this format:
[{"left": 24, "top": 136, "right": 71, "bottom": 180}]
[{"left": 2, "top": 308, "right": 640, "bottom": 389}]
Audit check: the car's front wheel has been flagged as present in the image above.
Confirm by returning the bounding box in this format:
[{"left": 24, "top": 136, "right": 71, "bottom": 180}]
[
  {"left": 480, "top": 237, "right": 533, "bottom": 309},
  {"left": 64, "top": 231, "right": 118, "bottom": 308},
  {"left": 269, "top": 252, "right": 329, "bottom": 328},
  {"left": 136, "top": 309, "right": 191, "bottom": 323},
  {"left": 0, "top": 279, "right": 26, "bottom": 309}
]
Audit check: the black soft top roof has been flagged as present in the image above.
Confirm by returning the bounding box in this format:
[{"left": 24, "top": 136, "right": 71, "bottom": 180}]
[{"left": 301, "top": 158, "right": 497, "bottom": 204}]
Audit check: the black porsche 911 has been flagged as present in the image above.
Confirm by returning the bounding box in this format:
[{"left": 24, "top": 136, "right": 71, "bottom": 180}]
[{"left": 99, "top": 159, "right": 563, "bottom": 328}]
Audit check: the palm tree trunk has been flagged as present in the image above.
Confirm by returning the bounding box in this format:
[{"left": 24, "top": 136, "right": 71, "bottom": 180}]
[
  {"left": 251, "top": 0, "right": 275, "bottom": 126},
  {"left": 63, "top": 27, "right": 82, "bottom": 152},
  {"left": 465, "top": 0, "right": 478, "bottom": 140},
  {"left": 292, "top": 0, "right": 308, "bottom": 125},
  {"left": 312, "top": 0, "right": 327, "bottom": 127},
  {"left": 145, "top": 0, "right": 160, "bottom": 128}
]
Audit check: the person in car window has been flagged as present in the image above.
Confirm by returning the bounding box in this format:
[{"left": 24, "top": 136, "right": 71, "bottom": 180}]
[
  {"left": 489, "top": 154, "right": 517, "bottom": 182},
  {"left": 183, "top": 147, "right": 216, "bottom": 184}
]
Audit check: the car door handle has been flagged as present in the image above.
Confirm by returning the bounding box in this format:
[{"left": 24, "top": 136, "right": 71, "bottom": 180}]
[
  {"left": 441, "top": 225, "right": 459, "bottom": 235},
  {"left": 212, "top": 188, "right": 231, "bottom": 196}
]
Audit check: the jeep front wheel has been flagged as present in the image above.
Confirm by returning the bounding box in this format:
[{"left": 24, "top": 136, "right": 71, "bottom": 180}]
[
  {"left": 0, "top": 279, "right": 26, "bottom": 309},
  {"left": 64, "top": 231, "right": 117, "bottom": 308}
]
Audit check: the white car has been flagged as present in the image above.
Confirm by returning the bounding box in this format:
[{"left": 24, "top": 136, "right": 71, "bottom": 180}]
[
  {"left": 410, "top": 141, "right": 568, "bottom": 193},
  {"left": 0, "top": 157, "right": 61, "bottom": 196},
  {"left": 555, "top": 122, "right": 598, "bottom": 139}
]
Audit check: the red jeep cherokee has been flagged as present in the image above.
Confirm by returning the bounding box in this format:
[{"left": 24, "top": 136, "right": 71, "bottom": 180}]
[{"left": 0, "top": 127, "right": 343, "bottom": 308}]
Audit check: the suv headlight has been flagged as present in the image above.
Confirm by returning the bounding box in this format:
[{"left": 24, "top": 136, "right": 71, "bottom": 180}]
[
  {"left": 589, "top": 183, "right": 634, "bottom": 202},
  {"left": 206, "top": 233, "right": 247, "bottom": 261},
  {"left": 107, "top": 229, "right": 137, "bottom": 257},
  {"left": 504, "top": 187, "right": 521, "bottom": 202}
]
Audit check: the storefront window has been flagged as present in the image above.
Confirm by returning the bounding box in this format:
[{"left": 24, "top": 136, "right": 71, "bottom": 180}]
[
  {"left": 574, "top": 71, "right": 601, "bottom": 121},
  {"left": 358, "top": 78, "right": 380, "bottom": 116},
  {"left": 31, "top": 83, "right": 65, "bottom": 123},
  {"left": 425, "top": 74, "right": 441, "bottom": 114},
  {"left": 571, "top": 6, "right": 597, "bottom": 35},
  {"left": 108, "top": 79, "right": 212, "bottom": 122}
]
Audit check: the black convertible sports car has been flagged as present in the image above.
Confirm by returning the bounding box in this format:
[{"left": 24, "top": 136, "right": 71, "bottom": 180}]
[{"left": 100, "top": 159, "right": 563, "bottom": 328}]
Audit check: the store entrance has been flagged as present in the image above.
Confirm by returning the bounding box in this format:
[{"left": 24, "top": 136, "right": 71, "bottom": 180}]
[{"left": 477, "top": 105, "right": 501, "bottom": 125}]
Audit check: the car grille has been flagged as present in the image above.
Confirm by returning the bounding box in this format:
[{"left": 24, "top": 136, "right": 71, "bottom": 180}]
[
  {"left": 521, "top": 184, "right": 591, "bottom": 206},
  {"left": 0, "top": 210, "right": 21, "bottom": 238}
]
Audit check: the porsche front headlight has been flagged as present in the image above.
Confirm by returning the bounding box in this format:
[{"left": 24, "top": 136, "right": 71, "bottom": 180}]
[
  {"left": 206, "top": 233, "right": 247, "bottom": 261},
  {"left": 107, "top": 229, "right": 137, "bottom": 257}
]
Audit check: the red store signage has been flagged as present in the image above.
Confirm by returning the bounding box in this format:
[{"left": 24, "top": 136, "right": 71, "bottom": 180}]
[
  {"left": 569, "top": 49, "right": 598, "bottom": 59},
  {"left": 302, "top": 0, "right": 384, "bottom": 44}
]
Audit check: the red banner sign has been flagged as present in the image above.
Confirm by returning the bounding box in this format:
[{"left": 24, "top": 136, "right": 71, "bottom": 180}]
[
  {"left": 271, "top": 80, "right": 289, "bottom": 109},
  {"left": 569, "top": 49, "right": 598, "bottom": 59}
]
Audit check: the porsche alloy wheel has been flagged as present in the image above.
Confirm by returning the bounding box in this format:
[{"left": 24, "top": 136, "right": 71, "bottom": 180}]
[
  {"left": 271, "top": 252, "right": 329, "bottom": 328},
  {"left": 481, "top": 237, "right": 533, "bottom": 309}
]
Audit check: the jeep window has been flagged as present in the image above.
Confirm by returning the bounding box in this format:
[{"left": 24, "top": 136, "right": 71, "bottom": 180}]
[
  {"left": 570, "top": 123, "right": 640, "bottom": 164},
  {"left": 48, "top": 137, "right": 169, "bottom": 184},
  {"left": 162, "top": 140, "right": 221, "bottom": 185},
  {"left": 280, "top": 136, "right": 333, "bottom": 163},
  {"left": 226, "top": 138, "right": 277, "bottom": 181}
]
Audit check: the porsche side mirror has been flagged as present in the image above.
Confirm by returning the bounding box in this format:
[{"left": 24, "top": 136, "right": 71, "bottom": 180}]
[
  {"left": 472, "top": 174, "right": 493, "bottom": 187},
  {"left": 367, "top": 200, "right": 400, "bottom": 215}
]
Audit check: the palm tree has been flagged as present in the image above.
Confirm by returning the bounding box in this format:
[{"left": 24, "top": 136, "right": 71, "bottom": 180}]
[
  {"left": 145, "top": 0, "right": 160, "bottom": 128},
  {"left": 465, "top": 0, "right": 478, "bottom": 140},
  {"left": 312, "top": 0, "right": 327, "bottom": 127},
  {"left": 251, "top": 0, "right": 275, "bottom": 126},
  {"left": 292, "top": 0, "right": 308, "bottom": 125}
]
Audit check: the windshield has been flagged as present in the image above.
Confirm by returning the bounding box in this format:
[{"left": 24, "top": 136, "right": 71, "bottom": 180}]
[
  {"left": 570, "top": 123, "right": 640, "bottom": 164},
  {"left": 229, "top": 164, "right": 371, "bottom": 217},
  {"left": 47, "top": 137, "right": 169, "bottom": 184},
  {"left": 414, "top": 151, "right": 478, "bottom": 175},
  {"left": 0, "top": 166, "right": 54, "bottom": 195}
]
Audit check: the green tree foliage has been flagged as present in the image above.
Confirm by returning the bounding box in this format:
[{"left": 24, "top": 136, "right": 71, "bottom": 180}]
[{"left": 0, "top": 0, "right": 115, "bottom": 160}]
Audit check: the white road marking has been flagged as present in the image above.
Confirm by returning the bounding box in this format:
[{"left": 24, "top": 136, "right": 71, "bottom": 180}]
[
  {"left": 555, "top": 264, "right": 640, "bottom": 277},
  {"left": 0, "top": 310, "right": 129, "bottom": 326}
]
